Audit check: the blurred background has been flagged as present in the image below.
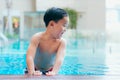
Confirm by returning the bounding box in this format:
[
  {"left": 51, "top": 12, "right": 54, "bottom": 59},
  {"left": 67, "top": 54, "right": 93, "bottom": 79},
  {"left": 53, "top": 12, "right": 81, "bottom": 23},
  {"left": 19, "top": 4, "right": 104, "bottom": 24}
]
[{"left": 0, "top": 0, "right": 120, "bottom": 75}]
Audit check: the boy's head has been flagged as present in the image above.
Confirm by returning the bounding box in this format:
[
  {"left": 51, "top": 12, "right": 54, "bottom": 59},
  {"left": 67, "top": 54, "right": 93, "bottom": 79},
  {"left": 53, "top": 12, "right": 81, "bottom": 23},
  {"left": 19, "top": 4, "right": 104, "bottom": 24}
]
[
  {"left": 44, "top": 7, "right": 69, "bottom": 39},
  {"left": 44, "top": 7, "right": 68, "bottom": 27}
]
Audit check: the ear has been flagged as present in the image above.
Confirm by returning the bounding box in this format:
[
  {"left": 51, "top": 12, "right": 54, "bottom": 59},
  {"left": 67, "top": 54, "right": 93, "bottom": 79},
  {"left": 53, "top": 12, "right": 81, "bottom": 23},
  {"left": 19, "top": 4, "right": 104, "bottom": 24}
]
[{"left": 49, "top": 21, "right": 56, "bottom": 28}]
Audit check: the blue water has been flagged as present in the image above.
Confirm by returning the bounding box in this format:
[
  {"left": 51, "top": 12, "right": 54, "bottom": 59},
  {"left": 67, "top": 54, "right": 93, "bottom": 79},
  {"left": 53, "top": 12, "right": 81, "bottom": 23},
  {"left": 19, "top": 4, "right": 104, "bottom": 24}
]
[{"left": 0, "top": 39, "right": 108, "bottom": 75}]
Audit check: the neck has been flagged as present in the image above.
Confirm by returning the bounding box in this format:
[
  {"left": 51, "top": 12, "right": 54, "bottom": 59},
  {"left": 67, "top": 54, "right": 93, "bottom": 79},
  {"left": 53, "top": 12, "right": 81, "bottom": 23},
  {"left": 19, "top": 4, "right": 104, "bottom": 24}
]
[{"left": 43, "top": 28, "right": 56, "bottom": 40}]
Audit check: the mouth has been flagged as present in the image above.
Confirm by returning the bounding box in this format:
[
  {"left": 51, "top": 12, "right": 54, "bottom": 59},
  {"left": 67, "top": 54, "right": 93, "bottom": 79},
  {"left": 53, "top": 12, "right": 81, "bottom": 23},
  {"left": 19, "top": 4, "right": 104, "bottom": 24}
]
[
  {"left": 57, "top": 31, "right": 65, "bottom": 39},
  {"left": 58, "top": 33, "right": 63, "bottom": 38},
  {"left": 61, "top": 31, "right": 65, "bottom": 35},
  {"left": 61, "top": 32, "right": 64, "bottom": 35},
  {"left": 61, "top": 31, "right": 64, "bottom": 36}
]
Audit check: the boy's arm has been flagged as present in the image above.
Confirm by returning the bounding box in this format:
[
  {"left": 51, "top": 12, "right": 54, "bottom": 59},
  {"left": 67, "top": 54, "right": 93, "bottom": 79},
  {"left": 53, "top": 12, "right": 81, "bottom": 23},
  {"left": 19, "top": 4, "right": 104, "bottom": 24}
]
[
  {"left": 26, "top": 35, "right": 39, "bottom": 75},
  {"left": 46, "top": 39, "right": 66, "bottom": 76}
]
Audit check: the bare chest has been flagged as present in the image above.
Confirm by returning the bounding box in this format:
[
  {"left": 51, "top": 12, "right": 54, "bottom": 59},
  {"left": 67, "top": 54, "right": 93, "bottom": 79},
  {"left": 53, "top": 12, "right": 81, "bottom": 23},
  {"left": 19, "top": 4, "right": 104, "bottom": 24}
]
[{"left": 38, "top": 40, "right": 60, "bottom": 54}]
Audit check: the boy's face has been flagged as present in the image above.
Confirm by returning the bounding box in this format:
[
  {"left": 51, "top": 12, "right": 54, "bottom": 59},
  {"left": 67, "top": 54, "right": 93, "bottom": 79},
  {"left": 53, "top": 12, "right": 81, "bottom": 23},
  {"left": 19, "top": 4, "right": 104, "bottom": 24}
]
[{"left": 52, "top": 16, "right": 69, "bottom": 39}]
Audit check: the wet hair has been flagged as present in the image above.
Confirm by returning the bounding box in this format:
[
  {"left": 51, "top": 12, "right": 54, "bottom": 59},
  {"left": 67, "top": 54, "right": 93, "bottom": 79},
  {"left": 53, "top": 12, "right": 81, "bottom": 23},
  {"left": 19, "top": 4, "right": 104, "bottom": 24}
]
[{"left": 44, "top": 7, "right": 68, "bottom": 27}]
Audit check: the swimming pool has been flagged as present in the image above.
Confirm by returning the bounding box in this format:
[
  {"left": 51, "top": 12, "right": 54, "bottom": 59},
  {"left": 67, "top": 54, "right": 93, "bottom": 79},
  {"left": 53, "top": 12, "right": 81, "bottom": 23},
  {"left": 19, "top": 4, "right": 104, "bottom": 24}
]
[{"left": 0, "top": 39, "right": 119, "bottom": 75}]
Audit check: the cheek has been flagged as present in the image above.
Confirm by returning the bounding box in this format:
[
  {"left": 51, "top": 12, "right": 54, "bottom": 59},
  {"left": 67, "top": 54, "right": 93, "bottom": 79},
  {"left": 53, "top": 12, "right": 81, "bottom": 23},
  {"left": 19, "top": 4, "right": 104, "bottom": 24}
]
[
  {"left": 58, "top": 28, "right": 63, "bottom": 33},
  {"left": 54, "top": 25, "right": 63, "bottom": 35},
  {"left": 55, "top": 30, "right": 61, "bottom": 35},
  {"left": 53, "top": 28, "right": 60, "bottom": 35},
  {"left": 55, "top": 27, "right": 62, "bottom": 33}
]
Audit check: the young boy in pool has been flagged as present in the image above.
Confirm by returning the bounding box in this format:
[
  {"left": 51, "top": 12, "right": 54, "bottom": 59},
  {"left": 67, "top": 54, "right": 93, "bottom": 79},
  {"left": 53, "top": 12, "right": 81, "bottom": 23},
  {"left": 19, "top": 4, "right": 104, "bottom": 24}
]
[{"left": 26, "top": 7, "right": 69, "bottom": 76}]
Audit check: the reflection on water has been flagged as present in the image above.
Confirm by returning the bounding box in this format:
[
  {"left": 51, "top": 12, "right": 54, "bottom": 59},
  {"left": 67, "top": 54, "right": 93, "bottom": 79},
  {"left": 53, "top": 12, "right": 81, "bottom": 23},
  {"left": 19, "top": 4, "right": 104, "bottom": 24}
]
[
  {"left": 64, "top": 39, "right": 107, "bottom": 75},
  {"left": 106, "top": 42, "right": 120, "bottom": 75},
  {"left": 0, "top": 39, "right": 120, "bottom": 75}
]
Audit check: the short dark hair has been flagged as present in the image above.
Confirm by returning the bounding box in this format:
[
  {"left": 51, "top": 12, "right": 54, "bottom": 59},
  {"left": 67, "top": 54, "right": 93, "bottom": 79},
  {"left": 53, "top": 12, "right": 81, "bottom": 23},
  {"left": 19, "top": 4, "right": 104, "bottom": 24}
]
[{"left": 44, "top": 7, "right": 68, "bottom": 27}]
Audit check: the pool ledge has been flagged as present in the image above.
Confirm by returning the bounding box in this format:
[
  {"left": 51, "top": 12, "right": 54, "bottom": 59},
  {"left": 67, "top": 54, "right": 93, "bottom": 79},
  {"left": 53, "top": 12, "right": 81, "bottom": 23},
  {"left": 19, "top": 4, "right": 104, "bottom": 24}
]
[{"left": 0, "top": 75, "right": 120, "bottom": 80}]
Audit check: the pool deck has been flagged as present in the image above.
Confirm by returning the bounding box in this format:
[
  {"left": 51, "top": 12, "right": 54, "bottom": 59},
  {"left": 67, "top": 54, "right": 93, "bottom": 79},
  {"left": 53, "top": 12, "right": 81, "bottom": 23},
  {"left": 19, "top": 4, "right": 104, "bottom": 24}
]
[{"left": 0, "top": 75, "right": 120, "bottom": 80}]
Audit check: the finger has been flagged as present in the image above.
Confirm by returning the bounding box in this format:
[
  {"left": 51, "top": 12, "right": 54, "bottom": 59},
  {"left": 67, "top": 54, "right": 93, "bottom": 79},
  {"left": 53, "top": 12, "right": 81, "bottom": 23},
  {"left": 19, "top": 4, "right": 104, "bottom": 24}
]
[
  {"left": 34, "top": 73, "right": 41, "bottom": 76},
  {"left": 46, "top": 72, "right": 54, "bottom": 76},
  {"left": 36, "top": 71, "right": 42, "bottom": 74},
  {"left": 34, "top": 71, "right": 42, "bottom": 76},
  {"left": 46, "top": 72, "right": 50, "bottom": 76}
]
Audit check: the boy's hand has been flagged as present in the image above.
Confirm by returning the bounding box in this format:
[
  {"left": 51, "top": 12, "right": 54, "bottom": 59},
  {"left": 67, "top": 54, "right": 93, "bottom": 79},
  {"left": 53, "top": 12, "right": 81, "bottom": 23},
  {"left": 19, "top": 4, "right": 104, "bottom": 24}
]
[
  {"left": 28, "top": 70, "right": 42, "bottom": 76},
  {"left": 46, "top": 71, "right": 56, "bottom": 76},
  {"left": 33, "top": 71, "right": 42, "bottom": 76}
]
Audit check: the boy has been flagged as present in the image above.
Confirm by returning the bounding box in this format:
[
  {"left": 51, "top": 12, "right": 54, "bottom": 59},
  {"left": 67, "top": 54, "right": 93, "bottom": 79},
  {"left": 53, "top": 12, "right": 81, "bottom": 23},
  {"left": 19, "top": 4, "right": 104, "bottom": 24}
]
[{"left": 26, "top": 7, "right": 69, "bottom": 76}]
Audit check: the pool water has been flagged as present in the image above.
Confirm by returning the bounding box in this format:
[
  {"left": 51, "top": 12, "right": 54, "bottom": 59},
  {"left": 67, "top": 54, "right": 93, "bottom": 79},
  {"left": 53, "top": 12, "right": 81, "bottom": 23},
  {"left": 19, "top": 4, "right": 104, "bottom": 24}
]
[{"left": 0, "top": 39, "right": 116, "bottom": 75}]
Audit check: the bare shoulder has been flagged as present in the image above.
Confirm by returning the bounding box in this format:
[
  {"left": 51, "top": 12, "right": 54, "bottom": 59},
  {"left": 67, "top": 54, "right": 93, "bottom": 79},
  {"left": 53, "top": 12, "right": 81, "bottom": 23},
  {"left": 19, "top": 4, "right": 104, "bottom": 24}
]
[
  {"left": 59, "top": 38, "right": 66, "bottom": 47},
  {"left": 56, "top": 38, "right": 66, "bottom": 56},
  {"left": 30, "top": 32, "right": 42, "bottom": 45},
  {"left": 31, "top": 32, "right": 42, "bottom": 39}
]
